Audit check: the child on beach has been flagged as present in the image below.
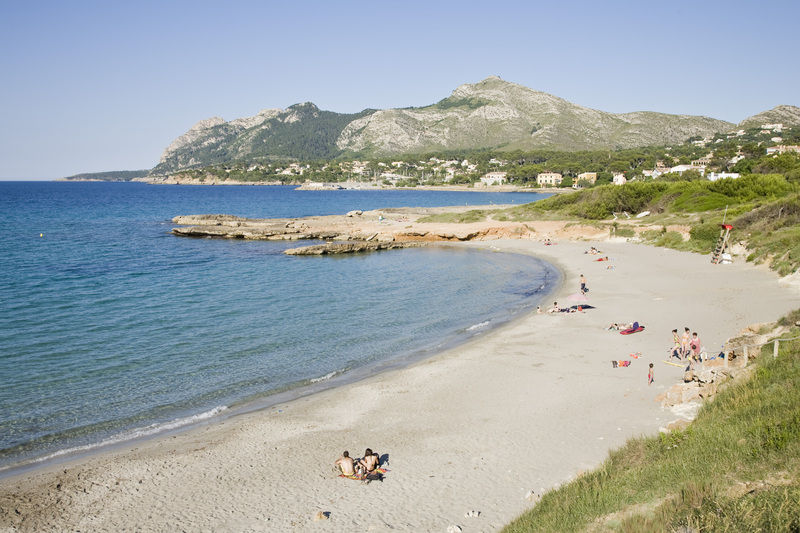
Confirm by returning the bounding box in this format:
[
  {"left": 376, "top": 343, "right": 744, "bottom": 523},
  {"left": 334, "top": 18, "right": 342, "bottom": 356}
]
[{"left": 648, "top": 363, "right": 654, "bottom": 385}]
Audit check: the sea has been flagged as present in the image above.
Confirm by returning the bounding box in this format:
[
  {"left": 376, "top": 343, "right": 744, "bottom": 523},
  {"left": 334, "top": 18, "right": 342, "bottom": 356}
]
[{"left": 0, "top": 181, "right": 558, "bottom": 475}]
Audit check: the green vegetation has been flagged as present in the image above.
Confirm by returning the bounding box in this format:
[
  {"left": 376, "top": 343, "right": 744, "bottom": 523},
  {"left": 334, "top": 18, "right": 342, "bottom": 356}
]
[
  {"left": 493, "top": 156, "right": 800, "bottom": 274},
  {"left": 504, "top": 315, "right": 800, "bottom": 532},
  {"left": 151, "top": 103, "right": 374, "bottom": 175},
  {"left": 502, "top": 174, "right": 795, "bottom": 221},
  {"left": 63, "top": 169, "right": 149, "bottom": 181},
  {"left": 417, "top": 210, "right": 491, "bottom": 223},
  {"left": 426, "top": 95, "right": 491, "bottom": 111}
]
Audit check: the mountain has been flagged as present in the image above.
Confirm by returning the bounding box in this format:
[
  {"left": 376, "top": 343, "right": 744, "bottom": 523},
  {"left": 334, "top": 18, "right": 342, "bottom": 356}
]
[
  {"left": 738, "top": 105, "right": 800, "bottom": 128},
  {"left": 151, "top": 103, "right": 373, "bottom": 175},
  {"left": 336, "top": 77, "right": 733, "bottom": 155},
  {"left": 152, "top": 77, "right": 798, "bottom": 175}
]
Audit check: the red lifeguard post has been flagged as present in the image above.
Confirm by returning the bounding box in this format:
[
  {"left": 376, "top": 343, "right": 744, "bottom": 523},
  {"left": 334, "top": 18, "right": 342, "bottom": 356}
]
[{"left": 711, "top": 224, "right": 733, "bottom": 264}]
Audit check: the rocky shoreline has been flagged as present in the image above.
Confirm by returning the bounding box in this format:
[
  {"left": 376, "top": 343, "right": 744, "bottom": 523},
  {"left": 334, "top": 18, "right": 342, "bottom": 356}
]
[{"left": 170, "top": 207, "right": 541, "bottom": 254}]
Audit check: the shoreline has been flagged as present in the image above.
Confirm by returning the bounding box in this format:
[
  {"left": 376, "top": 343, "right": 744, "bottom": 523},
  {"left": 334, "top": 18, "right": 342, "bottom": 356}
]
[
  {"left": 0, "top": 246, "right": 561, "bottom": 482},
  {"left": 1, "top": 238, "right": 797, "bottom": 531},
  {"left": 58, "top": 178, "right": 561, "bottom": 194}
]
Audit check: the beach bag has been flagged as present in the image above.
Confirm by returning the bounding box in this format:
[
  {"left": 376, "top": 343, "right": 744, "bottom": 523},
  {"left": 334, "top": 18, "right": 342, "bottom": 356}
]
[{"left": 365, "top": 472, "right": 383, "bottom": 481}]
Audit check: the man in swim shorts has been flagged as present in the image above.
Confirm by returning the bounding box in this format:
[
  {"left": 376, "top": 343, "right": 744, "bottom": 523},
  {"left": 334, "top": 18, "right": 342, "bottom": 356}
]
[{"left": 335, "top": 451, "right": 355, "bottom": 476}]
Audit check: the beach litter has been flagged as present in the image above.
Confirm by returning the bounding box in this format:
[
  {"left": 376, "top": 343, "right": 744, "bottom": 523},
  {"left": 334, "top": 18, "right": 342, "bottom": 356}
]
[
  {"left": 464, "top": 510, "right": 481, "bottom": 518},
  {"left": 447, "top": 525, "right": 463, "bottom": 533}
]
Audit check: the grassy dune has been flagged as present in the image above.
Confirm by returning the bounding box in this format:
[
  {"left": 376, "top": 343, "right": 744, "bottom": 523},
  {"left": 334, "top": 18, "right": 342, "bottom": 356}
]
[{"left": 504, "top": 311, "right": 800, "bottom": 532}]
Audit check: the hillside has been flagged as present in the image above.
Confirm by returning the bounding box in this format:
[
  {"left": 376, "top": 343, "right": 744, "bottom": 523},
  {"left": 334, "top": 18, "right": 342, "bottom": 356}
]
[
  {"left": 336, "top": 77, "right": 734, "bottom": 155},
  {"left": 149, "top": 77, "right": 747, "bottom": 175},
  {"left": 739, "top": 105, "right": 800, "bottom": 128},
  {"left": 151, "top": 103, "right": 373, "bottom": 175}
]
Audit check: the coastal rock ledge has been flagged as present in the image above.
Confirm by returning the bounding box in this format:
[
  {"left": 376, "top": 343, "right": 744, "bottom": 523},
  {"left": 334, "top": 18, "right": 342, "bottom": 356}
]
[{"left": 170, "top": 208, "right": 536, "bottom": 255}]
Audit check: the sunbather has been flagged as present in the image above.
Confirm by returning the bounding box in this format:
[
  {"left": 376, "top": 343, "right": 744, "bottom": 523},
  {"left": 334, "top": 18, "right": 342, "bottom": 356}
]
[
  {"left": 335, "top": 451, "right": 355, "bottom": 476},
  {"left": 357, "top": 448, "right": 379, "bottom": 477}
]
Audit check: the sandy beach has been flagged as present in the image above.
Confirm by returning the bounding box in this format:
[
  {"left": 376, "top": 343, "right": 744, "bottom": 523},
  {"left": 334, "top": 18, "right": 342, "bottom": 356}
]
[{"left": 1, "top": 237, "right": 797, "bottom": 532}]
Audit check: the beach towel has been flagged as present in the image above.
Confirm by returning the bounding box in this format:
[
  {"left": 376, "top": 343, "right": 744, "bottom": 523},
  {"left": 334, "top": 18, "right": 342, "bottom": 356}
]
[
  {"left": 620, "top": 322, "right": 644, "bottom": 335},
  {"left": 611, "top": 360, "right": 631, "bottom": 368},
  {"left": 339, "top": 467, "right": 388, "bottom": 481}
]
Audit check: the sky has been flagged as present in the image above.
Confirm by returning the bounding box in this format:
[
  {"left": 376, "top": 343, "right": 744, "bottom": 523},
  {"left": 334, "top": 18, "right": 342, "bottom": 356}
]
[{"left": 1, "top": 0, "right": 798, "bottom": 179}]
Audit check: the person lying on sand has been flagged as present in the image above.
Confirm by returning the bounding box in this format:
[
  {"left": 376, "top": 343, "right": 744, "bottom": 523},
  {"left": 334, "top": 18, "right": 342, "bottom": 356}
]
[
  {"left": 335, "top": 451, "right": 355, "bottom": 476},
  {"left": 607, "top": 322, "right": 632, "bottom": 330}
]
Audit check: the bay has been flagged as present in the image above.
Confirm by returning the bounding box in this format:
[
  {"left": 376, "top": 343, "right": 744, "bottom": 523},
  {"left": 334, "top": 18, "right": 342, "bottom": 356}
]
[{"left": 0, "top": 182, "right": 557, "bottom": 472}]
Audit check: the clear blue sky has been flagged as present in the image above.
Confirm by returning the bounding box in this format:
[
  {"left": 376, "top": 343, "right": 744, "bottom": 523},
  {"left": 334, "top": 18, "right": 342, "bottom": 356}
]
[{"left": 1, "top": 0, "right": 798, "bottom": 179}]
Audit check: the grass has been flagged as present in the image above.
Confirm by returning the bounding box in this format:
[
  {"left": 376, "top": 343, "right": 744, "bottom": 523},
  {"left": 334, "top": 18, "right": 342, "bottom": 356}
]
[
  {"left": 417, "top": 210, "right": 490, "bottom": 223},
  {"left": 503, "top": 314, "right": 800, "bottom": 532},
  {"left": 493, "top": 176, "right": 800, "bottom": 275}
]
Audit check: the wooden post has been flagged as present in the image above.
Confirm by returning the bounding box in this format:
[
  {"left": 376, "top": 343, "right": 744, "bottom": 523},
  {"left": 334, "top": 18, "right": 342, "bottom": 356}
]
[
  {"left": 774, "top": 340, "right": 780, "bottom": 358},
  {"left": 743, "top": 345, "right": 749, "bottom": 367}
]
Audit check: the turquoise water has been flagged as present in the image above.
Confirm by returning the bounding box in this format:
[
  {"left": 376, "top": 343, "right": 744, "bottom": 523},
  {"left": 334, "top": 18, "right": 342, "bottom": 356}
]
[{"left": 0, "top": 182, "right": 557, "bottom": 472}]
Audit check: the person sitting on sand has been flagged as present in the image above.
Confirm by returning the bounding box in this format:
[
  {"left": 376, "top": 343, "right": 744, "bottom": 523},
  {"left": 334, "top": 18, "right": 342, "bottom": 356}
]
[
  {"left": 536, "top": 306, "right": 543, "bottom": 314},
  {"left": 357, "top": 448, "right": 380, "bottom": 477},
  {"left": 335, "top": 451, "right": 355, "bottom": 476},
  {"left": 548, "top": 301, "right": 560, "bottom": 314}
]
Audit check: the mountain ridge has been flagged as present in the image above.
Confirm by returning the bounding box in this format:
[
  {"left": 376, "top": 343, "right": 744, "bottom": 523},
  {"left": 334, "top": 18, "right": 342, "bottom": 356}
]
[{"left": 149, "top": 77, "right": 800, "bottom": 175}]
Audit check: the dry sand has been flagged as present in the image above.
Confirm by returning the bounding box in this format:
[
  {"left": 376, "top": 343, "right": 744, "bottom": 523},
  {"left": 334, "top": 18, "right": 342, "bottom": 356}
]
[{"left": 1, "top": 238, "right": 797, "bottom": 532}]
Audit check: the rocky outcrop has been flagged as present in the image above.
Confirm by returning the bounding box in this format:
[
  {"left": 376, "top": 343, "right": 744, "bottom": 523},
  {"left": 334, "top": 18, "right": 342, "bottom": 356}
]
[
  {"left": 151, "top": 103, "right": 373, "bottom": 175},
  {"left": 739, "top": 105, "right": 800, "bottom": 128},
  {"left": 284, "top": 241, "right": 424, "bottom": 255},
  {"left": 170, "top": 209, "right": 538, "bottom": 253},
  {"left": 335, "top": 77, "right": 734, "bottom": 154}
]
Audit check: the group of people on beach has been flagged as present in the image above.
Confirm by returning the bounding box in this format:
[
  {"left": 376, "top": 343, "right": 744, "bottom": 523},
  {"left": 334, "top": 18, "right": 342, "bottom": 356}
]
[
  {"left": 335, "top": 448, "right": 383, "bottom": 483},
  {"left": 669, "top": 327, "right": 703, "bottom": 361}
]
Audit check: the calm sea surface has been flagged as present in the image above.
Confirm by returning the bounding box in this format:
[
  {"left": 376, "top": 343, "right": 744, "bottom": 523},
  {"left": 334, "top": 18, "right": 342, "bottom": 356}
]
[{"left": 0, "top": 182, "right": 557, "bottom": 472}]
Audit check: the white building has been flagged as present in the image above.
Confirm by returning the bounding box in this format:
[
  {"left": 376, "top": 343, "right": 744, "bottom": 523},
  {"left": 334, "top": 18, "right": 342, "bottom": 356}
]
[
  {"left": 480, "top": 171, "right": 508, "bottom": 186},
  {"left": 612, "top": 173, "right": 627, "bottom": 186},
  {"left": 536, "top": 172, "right": 563, "bottom": 186},
  {"left": 707, "top": 172, "right": 740, "bottom": 182},
  {"left": 669, "top": 164, "right": 706, "bottom": 176},
  {"left": 766, "top": 145, "right": 800, "bottom": 155}
]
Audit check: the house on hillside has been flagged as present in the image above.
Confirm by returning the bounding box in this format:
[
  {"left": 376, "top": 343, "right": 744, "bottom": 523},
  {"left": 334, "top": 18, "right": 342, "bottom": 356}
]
[
  {"left": 691, "top": 153, "right": 713, "bottom": 167},
  {"left": 766, "top": 145, "right": 800, "bottom": 155},
  {"left": 669, "top": 164, "right": 706, "bottom": 176},
  {"left": 707, "top": 172, "right": 740, "bottom": 181},
  {"left": 537, "top": 172, "right": 563, "bottom": 186},
  {"left": 576, "top": 172, "right": 597, "bottom": 185},
  {"left": 480, "top": 171, "right": 508, "bottom": 186},
  {"left": 612, "top": 173, "right": 627, "bottom": 186}
]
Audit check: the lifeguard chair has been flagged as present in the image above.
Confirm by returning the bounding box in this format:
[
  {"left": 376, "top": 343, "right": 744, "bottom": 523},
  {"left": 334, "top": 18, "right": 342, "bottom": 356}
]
[{"left": 711, "top": 224, "right": 733, "bottom": 264}]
